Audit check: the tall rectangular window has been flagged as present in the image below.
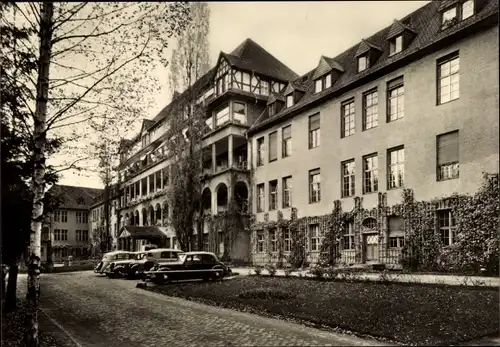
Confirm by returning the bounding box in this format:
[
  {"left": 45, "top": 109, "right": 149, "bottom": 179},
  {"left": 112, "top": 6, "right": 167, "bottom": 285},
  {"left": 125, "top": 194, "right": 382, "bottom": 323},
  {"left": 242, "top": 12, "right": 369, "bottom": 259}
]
[
  {"left": 309, "top": 224, "right": 321, "bottom": 251},
  {"left": 54, "top": 229, "right": 61, "bottom": 241},
  {"left": 215, "top": 104, "right": 230, "bottom": 127},
  {"left": 54, "top": 210, "right": 60, "bottom": 222},
  {"left": 358, "top": 55, "right": 368, "bottom": 72},
  {"left": 461, "top": 0, "right": 474, "bottom": 20},
  {"left": 256, "top": 183, "right": 265, "bottom": 212},
  {"left": 148, "top": 174, "right": 154, "bottom": 194},
  {"left": 363, "top": 154, "right": 379, "bottom": 194},
  {"left": 269, "top": 180, "right": 278, "bottom": 211},
  {"left": 309, "top": 113, "right": 320, "bottom": 149},
  {"left": 437, "top": 131, "right": 459, "bottom": 181},
  {"left": 61, "top": 230, "right": 68, "bottom": 241},
  {"left": 233, "top": 101, "right": 246, "bottom": 124},
  {"left": 389, "top": 35, "right": 403, "bottom": 55},
  {"left": 282, "top": 176, "right": 292, "bottom": 208},
  {"left": 341, "top": 160, "right": 355, "bottom": 197},
  {"left": 387, "top": 76, "right": 404, "bottom": 122},
  {"left": 283, "top": 228, "right": 291, "bottom": 252},
  {"left": 269, "top": 131, "right": 277, "bottom": 162},
  {"left": 438, "top": 210, "right": 457, "bottom": 246},
  {"left": 257, "top": 232, "right": 265, "bottom": 253},
  {"left": 269, "top": 228, "right": 277, "bottom": 252},
  {"left": 314, "top": 79, "right": 322, "bottom": 94},
  {"left": 341, "top": 100, "right": 355, "bottom": 138},
  {"left": 388, "top": 216, "right": 405, "bottom": 248},
  {"left": 282, "top": 125, "right": 292, "bottom": 157},
  {"left": 286, "top": 94, "right": 294, "bottom": 108},
  {"left": 61, "top": 211, "right": 68, "bottom": 223},
  {"left": 309, "top": 169, "right": 321, "bottom": 203},
  {"left": 437, "top": 52, "right": 459, "bottom": 104},
  {"left": 363, "top": 89, "right": 378, "bottom": 130},
  {"left": 257, "top": 137, "right": 265, "bottom": 167},
  {"left": 343, "top": 222, "right": 354, "bottom": 250},
  {"left": 388, "top": 146, "right": 405, "bottom": 189}
]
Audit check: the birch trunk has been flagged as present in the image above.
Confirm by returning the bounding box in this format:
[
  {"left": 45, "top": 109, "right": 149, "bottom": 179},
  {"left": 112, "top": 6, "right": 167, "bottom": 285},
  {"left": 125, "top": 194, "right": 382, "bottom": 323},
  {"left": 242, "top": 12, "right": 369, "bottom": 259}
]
[{"left": 26, "top": 3, "right": 54, "bottom": 347}]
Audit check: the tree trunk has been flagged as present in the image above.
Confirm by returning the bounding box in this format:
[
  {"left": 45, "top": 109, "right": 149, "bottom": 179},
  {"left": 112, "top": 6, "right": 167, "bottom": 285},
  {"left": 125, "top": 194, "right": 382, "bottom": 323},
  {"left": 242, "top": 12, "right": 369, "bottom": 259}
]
[
  {"left": 104, "top": 183, "right": 111, "bottom": 252},
  {"left": 26, "top": 3, "right": 54, "bottom": 347},
  {"left": 5, "top": 262, "right": 19, "bottom": 312}
]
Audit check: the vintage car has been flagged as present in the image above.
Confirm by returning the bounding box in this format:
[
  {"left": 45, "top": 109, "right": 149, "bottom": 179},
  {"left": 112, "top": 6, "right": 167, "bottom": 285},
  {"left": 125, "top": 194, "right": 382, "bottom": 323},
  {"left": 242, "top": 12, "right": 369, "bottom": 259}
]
[
  {"left": 94, "top": 251, "right": 134, "bottom": 275},
  {"left": 106, "top": 248, "right": 183, "bottom": 279},
  {"left": 145, "top": 251, "right": 232, "bottom": 284}
]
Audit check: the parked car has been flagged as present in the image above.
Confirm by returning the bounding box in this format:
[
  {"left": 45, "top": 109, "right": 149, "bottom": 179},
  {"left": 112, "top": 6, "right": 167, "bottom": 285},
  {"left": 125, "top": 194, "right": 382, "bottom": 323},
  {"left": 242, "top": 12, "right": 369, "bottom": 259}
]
[
  {"left": 94, "top": 251, "right": 134, "bottom": 275},
  {"left": 107, "top": 248, "right": 183, "bottom": 279},
  {"left": 145, "top": 251, "right": 232, "bottom": 284}
]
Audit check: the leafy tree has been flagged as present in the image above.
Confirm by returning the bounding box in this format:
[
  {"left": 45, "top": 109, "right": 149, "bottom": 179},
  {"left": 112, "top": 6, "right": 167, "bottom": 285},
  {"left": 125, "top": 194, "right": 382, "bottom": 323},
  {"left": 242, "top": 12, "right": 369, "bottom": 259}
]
[
  {"left": 166, "top": 2, "right": 211, "bottom": 251},
  {"left": 2, "top": 2, "right": 192, "bottom": 345}
]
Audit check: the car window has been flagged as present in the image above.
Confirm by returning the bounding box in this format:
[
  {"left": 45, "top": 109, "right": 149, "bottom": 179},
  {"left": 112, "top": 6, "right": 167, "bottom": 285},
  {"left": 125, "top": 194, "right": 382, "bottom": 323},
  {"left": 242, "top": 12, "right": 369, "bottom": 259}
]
[
  {"left": 202, "top": 254, "right": 216, "bottom": 265},
  {"left": 147, "top": 252, "right": 154, "bottom": 257},
  {"left": 160, "top": 251, "right": 172, "bottom": 259}
]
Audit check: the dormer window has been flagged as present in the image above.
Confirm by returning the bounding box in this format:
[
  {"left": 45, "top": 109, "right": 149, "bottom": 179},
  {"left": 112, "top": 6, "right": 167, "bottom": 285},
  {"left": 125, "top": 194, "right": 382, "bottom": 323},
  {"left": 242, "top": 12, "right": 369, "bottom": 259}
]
[
  {"left": 314, "top": 73, "right": 333, "bottom": 94},
  {"left": 389, "top": 35, "right": 403, "bottom": 56},
  {"left": 314, "top": 79, "right": 322, "bottom": 93},
  {"left": 442, "top": 7, "right": 457, "bottom": 28},
  {"left": 441, "top": 0, "right": 474, "bottom": 30},
  {"left": 286, "top": 94, "right": 294, "bottom": 108},
  {"left": 358, "top": 55, "right": 368, "bottom": 72}
]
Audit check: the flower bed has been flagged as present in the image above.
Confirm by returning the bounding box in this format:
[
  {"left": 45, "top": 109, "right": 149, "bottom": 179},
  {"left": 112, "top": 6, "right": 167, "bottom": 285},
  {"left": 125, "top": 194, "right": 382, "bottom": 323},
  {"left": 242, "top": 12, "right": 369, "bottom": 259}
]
[{"left": 145, "top": 276, "right": 499, "bottom": 346}]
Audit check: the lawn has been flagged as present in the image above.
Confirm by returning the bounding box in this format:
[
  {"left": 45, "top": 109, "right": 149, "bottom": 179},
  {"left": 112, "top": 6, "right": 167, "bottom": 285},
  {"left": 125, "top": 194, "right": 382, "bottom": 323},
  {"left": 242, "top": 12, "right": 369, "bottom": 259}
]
[{"left": 145, "top": 276, "right": 499, "bottom": 346}]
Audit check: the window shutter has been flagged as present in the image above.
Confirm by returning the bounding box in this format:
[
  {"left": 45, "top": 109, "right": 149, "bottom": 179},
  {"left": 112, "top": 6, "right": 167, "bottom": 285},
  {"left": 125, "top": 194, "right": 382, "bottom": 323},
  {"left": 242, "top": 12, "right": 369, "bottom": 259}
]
[
  {"left": 437, "top": 131, "right": 459, "bottom": 165},
  {"left": 309, "top": 113, "right": 320, "bottom": 131},
  {"left": 387, "top": 76, "right": 404, "bottom": 90}
]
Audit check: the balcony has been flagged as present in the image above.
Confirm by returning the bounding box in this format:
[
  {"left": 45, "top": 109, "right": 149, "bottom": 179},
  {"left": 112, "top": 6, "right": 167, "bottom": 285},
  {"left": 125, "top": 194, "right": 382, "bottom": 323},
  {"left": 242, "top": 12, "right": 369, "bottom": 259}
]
[{"left": 202, "top": 134, "right": 249, "bottom": 179}]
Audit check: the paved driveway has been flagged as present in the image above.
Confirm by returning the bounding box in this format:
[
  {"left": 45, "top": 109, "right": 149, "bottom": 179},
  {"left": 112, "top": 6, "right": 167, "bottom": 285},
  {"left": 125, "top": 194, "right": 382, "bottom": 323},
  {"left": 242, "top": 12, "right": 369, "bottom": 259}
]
[{"left": 17, "top": 271, "right": 390, "bottom": 347}]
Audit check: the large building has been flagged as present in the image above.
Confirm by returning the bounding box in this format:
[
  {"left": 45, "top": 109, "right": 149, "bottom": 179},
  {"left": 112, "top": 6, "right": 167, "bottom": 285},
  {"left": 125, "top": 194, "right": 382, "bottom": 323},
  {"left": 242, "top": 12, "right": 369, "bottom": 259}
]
[
  {"left": 42, "top": 185, "right": 103, "bottom": 262},
  {"left": 113, "top": 0, "right": 498, "bottom": 266}
]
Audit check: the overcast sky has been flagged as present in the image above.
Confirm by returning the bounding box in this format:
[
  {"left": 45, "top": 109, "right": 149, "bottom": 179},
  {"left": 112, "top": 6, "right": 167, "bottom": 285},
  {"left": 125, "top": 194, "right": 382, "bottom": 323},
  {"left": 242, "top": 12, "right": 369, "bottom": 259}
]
[{"left": 60, "top": 0, "right": 430, "bottom": 189}]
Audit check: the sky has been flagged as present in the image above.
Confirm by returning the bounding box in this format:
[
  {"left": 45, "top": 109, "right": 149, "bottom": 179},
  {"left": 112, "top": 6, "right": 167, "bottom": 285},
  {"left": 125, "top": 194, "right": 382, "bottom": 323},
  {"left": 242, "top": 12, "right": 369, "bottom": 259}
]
[{"left": 59, "top": 0, "right": 430, "bottom": 189}]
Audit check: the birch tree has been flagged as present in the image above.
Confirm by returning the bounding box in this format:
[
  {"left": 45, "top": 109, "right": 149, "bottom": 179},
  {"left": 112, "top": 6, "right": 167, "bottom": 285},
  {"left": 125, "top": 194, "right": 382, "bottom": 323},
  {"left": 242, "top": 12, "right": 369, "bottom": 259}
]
[
  {"left": 166, "top": 2, "right": 211, "bottom": 251},
  {"left": 2, "top": 2, "right": 191, "bottom": 345}
]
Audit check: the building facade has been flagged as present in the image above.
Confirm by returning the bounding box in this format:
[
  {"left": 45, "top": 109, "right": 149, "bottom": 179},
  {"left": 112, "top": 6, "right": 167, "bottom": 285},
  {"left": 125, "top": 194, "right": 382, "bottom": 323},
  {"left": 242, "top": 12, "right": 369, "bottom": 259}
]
[
  {"left": 247, "top": 0, "right": 499, "bottom": 266},
  {"left": 112, "top": 0, "right": 498, "bottom": 267},
  {"left": 89, "top": 184, "right": 121, "bottom": 253},
  {"left": 41, "top": 185, "right": 103, "bottom": 262}
]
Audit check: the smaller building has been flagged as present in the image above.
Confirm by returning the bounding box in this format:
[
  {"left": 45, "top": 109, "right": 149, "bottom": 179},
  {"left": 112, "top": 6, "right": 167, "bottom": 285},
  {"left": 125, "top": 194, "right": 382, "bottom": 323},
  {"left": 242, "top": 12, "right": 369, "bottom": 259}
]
[
  {"left": 89, "top": 184, "right": 121, "bottom": 253},
  {"left": 41, "top": 185, "right": 103, "bottom": 263},
  {"left": 116, "top": 225, "right": 179, "bottom": 252}
]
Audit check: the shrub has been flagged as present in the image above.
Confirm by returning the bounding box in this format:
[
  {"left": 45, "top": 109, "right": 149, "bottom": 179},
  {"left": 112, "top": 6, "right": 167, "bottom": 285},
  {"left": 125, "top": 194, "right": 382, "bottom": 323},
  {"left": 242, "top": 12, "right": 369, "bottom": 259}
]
[
  {"left": 324, "top": 267, "right": 339, "bottom": 280},
  {"left": 378, "top": 269, "right": 393, "bottom": 283},
  {"left": 265, "top": 264, "right": 277, "bottom": 276},
  {"left": 309, "top": 266, "right": 326, "bottom": 280},
  {"left": 284, "top": 268, "right": 294, "bottom": 277},
  {"left": 238, "top": 288, "right": 296, "bottom": 300},
  {"left": 253, "top": 266, "right": 262, "bottom": 276}
]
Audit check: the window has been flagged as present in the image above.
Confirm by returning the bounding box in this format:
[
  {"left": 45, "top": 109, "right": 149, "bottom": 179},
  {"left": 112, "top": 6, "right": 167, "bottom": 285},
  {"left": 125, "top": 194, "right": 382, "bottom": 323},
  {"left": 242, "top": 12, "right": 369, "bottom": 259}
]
[
  {"left": 282, "top": 176, "right": 292, "bottom": 208},
  {"left": 155, "top": 171, "right": 162, "bottom": 191},
  {"left": 242, "top": 72, "right": 251, "bottom": 92},
  {"left": 61, "top": 229, "right": 68, "bottom": 241},
  {"left": 341, "top": 160, "right": 355, "bottom": 197},
  {"left": 162, "top": 167, "right": 169, "bottom": 187},
  {"left": 309, "top": 113, "right": 320, "bottom": 149},
  {"left": 282, "top": 125, "right": 292, "bottom": 157},
  {"left": 437, "top": 131, "right": 459, "bottom": 181},
  {"left": 388, "top": 147, "right": 405, "bottom": 189},
  {"left": 215, "top": 104, "right": 230, "bottom": 127},
  {"left": 325, "top": 74, "right": 332, "bottom": 89},
  {"left": 442, "top": 6, "right": 457, "bottom": 28},
  {"left": 61, "top": 211, "right": 68, "bottom": 223},
  {"left": 268, "top": 131, "right": 277, "bottom": 162},
  {"left": 149, "top": 174, "right": 154, "bottom": 194},
  {"left": 388, "top": 216, "right": 405, "bottom": 248},
  {"left": 387, "top": 76, "right": 404, "bottom": 122},
  {"left": 141, "top": 178, "right": 147, "bottom": 196},
  {"left": 76, "top": 212, "right": 83, "bottom": 224},
  {"left": 54, "top": 229, "right": 61, "bottom": 241},
  {"left": 269, "top": 180, "right": 278, "bottom": 211},
  {"left": 257, "top": 137, "right": 265, "bottom": 167},
  {"left": 438, "top": 210, "right": 457, "bottom": 246},
  {"left": 269, "top": 229, "right": 277, "bottom": 252},
  {"left": 233, "top": 102, "right": 246, "bottom": 124},
  {"left": 363, "top": 154, "right": 379, "bottom": 194},
  {"left": 76, "top": 230, "right": 89, "bottom": 242},
  {"left": 342, "top": 222, "right": 355, "bottom": 250},
  {"left": 341, "top": 100, "right": 355, "bottom": 138},
  {"left": 256, "top": 183, "right": 265, "bottom": 212},
  {"left": 437, "top": 52, "right": 459, "bottom": 104},
  {"left": 314, "top": 79, "right": 322, "bottom": 93},
  {"left": 257, "top": 231, "right": 265, "bottom": 253},
  {"left": 283, "top": 228, "right": 291, "bottom": 252},
  {"left": 286, "top": 94, "right": 294, "bottom": 108},
  {"left": 309, "top": 169, "right": 321, "bottom": 203},
  {"left": 363, "top": 89, "right": 378, "bottom": 130},
  {"left": 309, "top": 224, "right": 322, "bottom": 251},
  {"left": 54, "top": 210, "right": 60, "bottom": 222},
  {"left": 358, "top": 55, "right": 368, "bottom": 72},
  {"left": 261, "top": 80, "right": 270, "bottom": 95},
  {"left": 461, "top": 0, "right": 474, "bottom": 20},
  {"left": 389, "top": 35, "right": 403, "bottom": 55}
]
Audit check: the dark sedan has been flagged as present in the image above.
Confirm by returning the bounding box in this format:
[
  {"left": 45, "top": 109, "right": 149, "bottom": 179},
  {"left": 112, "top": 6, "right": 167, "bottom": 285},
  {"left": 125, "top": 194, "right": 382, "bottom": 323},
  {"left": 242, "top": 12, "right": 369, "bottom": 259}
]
[{"left": 145, "top": 251, "right": 232, "bottom": 284}]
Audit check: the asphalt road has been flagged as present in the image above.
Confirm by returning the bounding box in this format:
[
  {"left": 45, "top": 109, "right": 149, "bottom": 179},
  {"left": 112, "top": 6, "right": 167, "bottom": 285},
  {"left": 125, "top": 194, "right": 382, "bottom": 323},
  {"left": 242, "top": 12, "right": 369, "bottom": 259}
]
[{"left": 16, "top": 271, "right": 390, "bottom": 347}]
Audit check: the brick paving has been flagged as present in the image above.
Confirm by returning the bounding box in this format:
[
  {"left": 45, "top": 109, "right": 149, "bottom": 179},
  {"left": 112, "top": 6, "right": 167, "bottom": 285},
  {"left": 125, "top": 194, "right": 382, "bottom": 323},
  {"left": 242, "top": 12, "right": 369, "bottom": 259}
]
[{"left": 16, "top": 272, "right": 390, "bottom": 347}]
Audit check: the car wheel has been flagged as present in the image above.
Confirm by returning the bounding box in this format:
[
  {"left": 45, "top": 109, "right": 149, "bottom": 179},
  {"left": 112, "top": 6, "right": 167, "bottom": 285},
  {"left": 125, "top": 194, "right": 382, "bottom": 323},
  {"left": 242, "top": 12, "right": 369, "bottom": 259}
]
[
  {"left": 156, "top": 268, "right": 171, "bottom": 285},
  {"left": 212, "top": 265, "right": 224, "bottom": 281}
]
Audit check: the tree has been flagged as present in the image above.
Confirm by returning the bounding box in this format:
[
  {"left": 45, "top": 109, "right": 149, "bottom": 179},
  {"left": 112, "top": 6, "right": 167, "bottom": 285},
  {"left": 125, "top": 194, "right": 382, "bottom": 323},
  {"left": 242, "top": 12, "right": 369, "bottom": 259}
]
[
  {"left": 2, "top": 3, "right": 192, "bottom": 345},
  {"left": 166, "top": 2, "right": 211, "bottom": 251}
]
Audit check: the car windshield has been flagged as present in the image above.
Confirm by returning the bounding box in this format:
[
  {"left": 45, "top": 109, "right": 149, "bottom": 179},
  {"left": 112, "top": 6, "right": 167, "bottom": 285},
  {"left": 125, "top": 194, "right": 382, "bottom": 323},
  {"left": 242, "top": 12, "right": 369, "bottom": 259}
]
[
  {"left": 114, "top": 253, "right": 131, "bottom": 260},
  {"left": 178, "top": 254, "right": 187, "bottom": 262},
  {"left": 136, "top": 253, "right": 147, "bottom": 260}
]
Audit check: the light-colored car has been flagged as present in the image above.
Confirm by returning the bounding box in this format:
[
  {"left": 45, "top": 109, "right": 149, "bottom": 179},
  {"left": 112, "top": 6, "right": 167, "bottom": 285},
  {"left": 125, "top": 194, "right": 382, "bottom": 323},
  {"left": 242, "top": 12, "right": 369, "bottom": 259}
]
[
  {"left": 94, "top": 251, "right": 134, "bottom": 275},
  {"left": 107, "top": 248, "right": 184, "bottom": 279}
]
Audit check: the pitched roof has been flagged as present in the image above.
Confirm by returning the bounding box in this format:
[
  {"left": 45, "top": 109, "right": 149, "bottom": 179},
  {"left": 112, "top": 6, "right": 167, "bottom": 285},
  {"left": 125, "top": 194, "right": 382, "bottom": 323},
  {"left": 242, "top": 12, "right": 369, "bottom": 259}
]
[
  {"left": 355, "top": 38, "right": 383, "bottom": 57},
  {"left": 221, "top": 38, "right": 299, "bottom": 82},
  {"left": 266, "top": 93, "right": 285, "bottom": 105},
  {"left": 118, "top": 226, "right": 167, "bottom": 239},
  {"left": 312, "top": 56, "right": 345, "bottom": 80},
  {"left": 248, "top": 0, "right": 498, "bottom": 135},
  {"left": 386, "top": 19, "right": 417, "bottom": 40},
  {"left": 49, "top": 184, "right": 104, "bottom": 210}
]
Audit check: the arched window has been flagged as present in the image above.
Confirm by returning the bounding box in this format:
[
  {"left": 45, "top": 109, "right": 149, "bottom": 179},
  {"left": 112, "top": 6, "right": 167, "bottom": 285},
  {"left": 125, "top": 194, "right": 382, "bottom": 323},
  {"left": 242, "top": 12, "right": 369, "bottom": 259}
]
[{"left": 362, "top": 217, "right": 377, "bottom": 230}]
